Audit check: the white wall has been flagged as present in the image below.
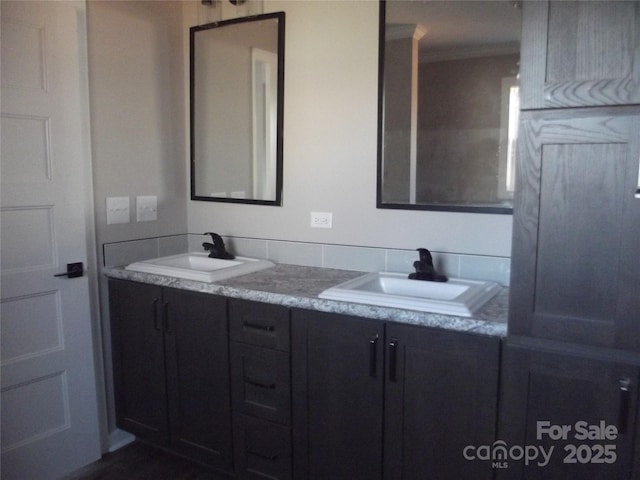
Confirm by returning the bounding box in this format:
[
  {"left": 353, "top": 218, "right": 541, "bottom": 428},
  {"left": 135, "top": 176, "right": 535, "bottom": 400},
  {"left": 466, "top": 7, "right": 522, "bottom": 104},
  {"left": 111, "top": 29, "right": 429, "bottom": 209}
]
[
  {"left": 89, "top": 0, "right": 187, "bottom": 248},
  {"left": 87, "top": 0, "right": 187, "bottom": 446},
  {"left": 185, "top": 0, "right": 513, "bottom": 258}
]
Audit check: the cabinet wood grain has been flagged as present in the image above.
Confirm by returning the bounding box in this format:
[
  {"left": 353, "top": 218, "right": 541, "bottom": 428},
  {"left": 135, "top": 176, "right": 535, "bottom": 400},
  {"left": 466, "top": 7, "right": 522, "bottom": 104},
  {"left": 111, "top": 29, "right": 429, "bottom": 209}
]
[
  {"left": 510, "top": 108, "right": 640, "bottom": 351},
  {"left": 521, "top": 1, "right": 640, "bottom": 109}
]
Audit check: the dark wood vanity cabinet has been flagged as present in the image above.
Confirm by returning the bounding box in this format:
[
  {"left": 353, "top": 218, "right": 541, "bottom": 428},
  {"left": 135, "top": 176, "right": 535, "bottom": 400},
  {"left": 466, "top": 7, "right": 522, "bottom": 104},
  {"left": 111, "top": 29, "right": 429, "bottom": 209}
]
[
  {"left": 291, "top": 309, "right": 385, "bottom": 480},
  {"left": 229, "top": 299, "right": 293, "bottom": 480},
  {"left": 291, "top": 308, "right": 501, "bottom": 480},
  {"left": 504, "top": 3, "right": 640, "bottom": 478},
  {"left": 511, "top": 0, "right": 640, "bottom": 355},
  {"left": 108, "top": 279, "right": 233, "bottom": 472},
  {"left": 498, "top": 339, "right": 640, "bottom": 480},
  {"left": 109, "top": 280, "right": 168, "bottom": 445},
  {"left": 109, "top": 280, "right": 503, "bottom": 478},
  {"left": 509, "top": 109, "right": 640, "bottom": 351},
  {"left": 520, "top": 1, "right": 640, "bottom": 109},
  {"left": 383, "top": 321, "right": 500, "bottom": 480}
]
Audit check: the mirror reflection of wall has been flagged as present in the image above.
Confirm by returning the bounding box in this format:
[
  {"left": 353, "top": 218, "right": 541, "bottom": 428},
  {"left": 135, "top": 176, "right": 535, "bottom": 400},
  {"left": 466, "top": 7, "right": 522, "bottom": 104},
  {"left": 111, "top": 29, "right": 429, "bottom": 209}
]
[
  {"left": 379, "top": 1, "right": 521, "bottom": 213},
  {"left": 417, "top": 53, "right": 519, "bottom": 205},
  {"left": 251, "top": 47, "right": 278, "bottom": 200},
  {"left": 191, "top": 12, "right": 284, "bottom": 205}
]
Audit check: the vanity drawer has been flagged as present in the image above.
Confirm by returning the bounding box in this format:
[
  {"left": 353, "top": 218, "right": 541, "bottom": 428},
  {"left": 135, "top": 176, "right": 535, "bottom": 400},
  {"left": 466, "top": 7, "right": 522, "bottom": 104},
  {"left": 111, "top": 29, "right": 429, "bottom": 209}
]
[
  {"left": 233, "top": 413, "right": 292, "bottom": 480},
  {"left": 229, "top": 299, "right": 290, "bottom": 352},
  {"left": 230, "top": 342, "right": 291, "bottom": 425}
]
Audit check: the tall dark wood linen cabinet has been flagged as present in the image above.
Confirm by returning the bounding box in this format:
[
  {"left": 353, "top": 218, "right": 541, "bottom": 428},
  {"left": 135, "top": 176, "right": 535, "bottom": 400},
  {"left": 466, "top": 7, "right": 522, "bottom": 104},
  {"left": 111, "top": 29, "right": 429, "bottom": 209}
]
[{"left": 499, "top": 2, "right": 640, "bottom": 479}]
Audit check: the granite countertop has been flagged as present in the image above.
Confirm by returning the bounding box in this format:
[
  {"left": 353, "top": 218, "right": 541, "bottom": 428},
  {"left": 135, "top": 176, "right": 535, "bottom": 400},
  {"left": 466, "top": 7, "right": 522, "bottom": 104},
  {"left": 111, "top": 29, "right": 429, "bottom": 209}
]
[{"left": 104, "top": 263, "right": 508, "bottom": 337}]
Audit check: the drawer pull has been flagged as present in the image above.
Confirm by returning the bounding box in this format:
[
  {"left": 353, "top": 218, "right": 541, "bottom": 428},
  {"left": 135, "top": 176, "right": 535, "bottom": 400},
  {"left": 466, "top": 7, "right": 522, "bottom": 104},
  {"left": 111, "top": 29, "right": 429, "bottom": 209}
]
[
  {"left": 245, "top": 377, "right": 276, "bottom": 390},
  {"left": 243, "top": 321, "right": 275, "bottom": 333}
]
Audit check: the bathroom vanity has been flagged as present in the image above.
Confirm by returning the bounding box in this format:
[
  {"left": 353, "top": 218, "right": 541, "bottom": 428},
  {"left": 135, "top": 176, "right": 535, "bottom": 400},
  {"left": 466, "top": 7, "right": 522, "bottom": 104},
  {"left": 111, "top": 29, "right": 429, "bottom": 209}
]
[{"left": 106, "top": 263, "right": 506, "bottom": 479}]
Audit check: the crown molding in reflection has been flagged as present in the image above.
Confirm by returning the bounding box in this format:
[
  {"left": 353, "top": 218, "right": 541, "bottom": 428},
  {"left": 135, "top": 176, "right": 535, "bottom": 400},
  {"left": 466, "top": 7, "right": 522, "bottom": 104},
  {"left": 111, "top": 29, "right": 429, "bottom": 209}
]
[
  {"left": 386, "top": 23, "right": 427, "bottom": 42},
  {"left": 419, "top": 42, "right": 520, "bottom": 64}
]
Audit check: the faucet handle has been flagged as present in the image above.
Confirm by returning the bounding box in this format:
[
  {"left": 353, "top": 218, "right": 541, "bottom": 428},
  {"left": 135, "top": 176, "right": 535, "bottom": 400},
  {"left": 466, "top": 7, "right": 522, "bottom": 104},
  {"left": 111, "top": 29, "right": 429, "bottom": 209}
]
[
  {"left": 416, "top": 248, "right": 433, "bottom": 266},
  {"left": 204, "top": 231, "right": 223, "bottom": 247}
]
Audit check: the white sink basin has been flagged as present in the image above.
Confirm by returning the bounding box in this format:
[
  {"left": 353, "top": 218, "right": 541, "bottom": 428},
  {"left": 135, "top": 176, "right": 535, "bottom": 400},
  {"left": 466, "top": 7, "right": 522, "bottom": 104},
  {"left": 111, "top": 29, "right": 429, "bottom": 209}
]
[
  {"left": 319, "top": 271, "right": 500, "bottom": 317},
  {"left": 125, "top": 252, "right": 274, "bottom": 283}
]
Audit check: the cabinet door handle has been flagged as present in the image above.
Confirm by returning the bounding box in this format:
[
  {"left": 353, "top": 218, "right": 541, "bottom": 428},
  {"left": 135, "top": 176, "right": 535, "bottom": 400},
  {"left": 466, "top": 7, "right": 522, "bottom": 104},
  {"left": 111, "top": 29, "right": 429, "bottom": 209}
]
[
  {"left": 243, "top": 321, "right": 275, "bottom": 333},
  {"left": 618, "top": 378, "right": 631, "bottom": 435},
  {"left": 244, "top": 377, "right": 276, "bottom": 389},
  {"left": 369, "top": 334, "right": 379, "bottom": 378},
  {"left": 163, "top": 301, "right": 171, "bottom": 334},
  {"left": 388, "top": 339, "right": 398, "bottom": 382},
  {"left": 152, "top": 298, "right": 161, "bottom": 331},
  {"left": 635, "top": 154, "right": 640, "bottom": 198}
]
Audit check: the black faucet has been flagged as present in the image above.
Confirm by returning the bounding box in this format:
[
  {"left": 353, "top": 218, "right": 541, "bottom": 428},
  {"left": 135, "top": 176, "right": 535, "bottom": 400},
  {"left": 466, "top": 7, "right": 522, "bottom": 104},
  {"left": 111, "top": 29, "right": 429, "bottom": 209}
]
[
  {"left": 202, "top": 232, "right": 235, "bottom": 260},
  {"left": 408, "top": 248, "right": 448, "bottom": 282}
]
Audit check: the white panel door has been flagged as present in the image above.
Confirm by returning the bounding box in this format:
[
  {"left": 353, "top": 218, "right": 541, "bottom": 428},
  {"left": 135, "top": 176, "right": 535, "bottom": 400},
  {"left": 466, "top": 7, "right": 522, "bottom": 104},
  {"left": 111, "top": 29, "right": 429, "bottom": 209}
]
[{"left": 0, "top": 1, "right": 102, "bottom": 479}]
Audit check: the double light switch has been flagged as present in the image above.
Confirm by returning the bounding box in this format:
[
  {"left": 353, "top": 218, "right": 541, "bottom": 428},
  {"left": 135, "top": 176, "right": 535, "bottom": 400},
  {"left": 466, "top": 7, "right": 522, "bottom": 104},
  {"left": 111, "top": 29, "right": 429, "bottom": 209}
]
[{"left": 106, "top": 196, "right": 157, "bottom": 224}]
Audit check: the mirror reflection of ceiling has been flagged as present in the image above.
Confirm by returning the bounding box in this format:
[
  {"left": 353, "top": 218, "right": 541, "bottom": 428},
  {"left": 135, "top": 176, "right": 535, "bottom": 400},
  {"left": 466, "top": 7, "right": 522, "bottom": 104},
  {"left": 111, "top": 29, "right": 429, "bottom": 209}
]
[{"left": 387, "top": 0, "right": 521, "bottom": 61}]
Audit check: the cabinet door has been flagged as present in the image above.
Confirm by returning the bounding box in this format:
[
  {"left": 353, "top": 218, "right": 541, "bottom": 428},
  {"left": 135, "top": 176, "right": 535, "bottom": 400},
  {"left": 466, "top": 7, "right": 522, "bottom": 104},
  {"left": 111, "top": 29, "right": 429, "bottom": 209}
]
[
  {"left": 291, "top": 309, "right": 384, "bottom": 480},
  {"left": 108, "top": 279, "right": 168, "bottom": 444},
  {"left": 520, "top": 1, "right": 640, "bottom": 109},
  {"left": 163, "top": 288, "right": 233, "bottom": 471},
  {"left": 510, "top": 109, "right": 640, "bottom": 350},
  {"left": 384, "top": 323, "right": 500, "bottom": 480},
  {"left": 498, "top": 341, "right": 639, "bottom": 479}
]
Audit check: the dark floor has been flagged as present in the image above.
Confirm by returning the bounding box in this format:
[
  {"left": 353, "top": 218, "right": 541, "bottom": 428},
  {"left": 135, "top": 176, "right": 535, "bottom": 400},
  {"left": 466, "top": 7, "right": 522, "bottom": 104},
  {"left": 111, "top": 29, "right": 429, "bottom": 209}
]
[{"left": 62, "top": 442, "right": 230, "bottom": 480}]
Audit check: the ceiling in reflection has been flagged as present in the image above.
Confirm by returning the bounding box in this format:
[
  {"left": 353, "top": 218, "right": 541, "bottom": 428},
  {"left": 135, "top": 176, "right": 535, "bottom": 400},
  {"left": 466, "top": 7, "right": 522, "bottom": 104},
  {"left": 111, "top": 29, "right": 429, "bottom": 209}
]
[{"left": 386, "top": 1, "right": 522, "bottom": 59}]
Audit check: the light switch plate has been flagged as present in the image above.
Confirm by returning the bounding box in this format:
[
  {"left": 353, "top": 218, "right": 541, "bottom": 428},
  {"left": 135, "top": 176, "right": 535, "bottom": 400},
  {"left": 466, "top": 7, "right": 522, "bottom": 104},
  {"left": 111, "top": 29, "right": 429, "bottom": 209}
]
[
  {"left": 106, "top": 197, "right": 130, "bottom": 224},
  {"left": 136, "top": 195, "right": 157, "bottom": 222}
]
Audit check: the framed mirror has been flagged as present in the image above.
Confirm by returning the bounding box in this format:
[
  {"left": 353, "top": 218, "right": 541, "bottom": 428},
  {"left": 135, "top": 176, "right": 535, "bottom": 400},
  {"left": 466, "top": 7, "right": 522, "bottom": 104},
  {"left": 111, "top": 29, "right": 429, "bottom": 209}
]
[
  {"left": 377, "top": 1, "right": 521, "bottom": 214},
  {"left": 191, "top": 12, "right": 285, "bottom": 205}
]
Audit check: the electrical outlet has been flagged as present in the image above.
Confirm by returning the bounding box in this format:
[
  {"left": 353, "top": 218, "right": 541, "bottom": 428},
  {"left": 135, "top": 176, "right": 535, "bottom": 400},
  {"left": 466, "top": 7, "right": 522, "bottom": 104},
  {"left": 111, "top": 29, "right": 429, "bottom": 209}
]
[{"left": 310, "top": 211, "right": 332, "bottom": 229}]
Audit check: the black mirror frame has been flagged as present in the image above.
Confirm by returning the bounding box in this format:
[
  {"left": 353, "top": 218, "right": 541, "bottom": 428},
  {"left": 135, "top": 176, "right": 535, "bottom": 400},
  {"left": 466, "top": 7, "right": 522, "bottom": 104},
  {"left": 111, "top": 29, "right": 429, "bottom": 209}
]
[
  {"left": 376, "top": 1, "right": 513, "bottom": 215},
  {"left": 190, "top": 12, "right": 285, "bottom": 206}
]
